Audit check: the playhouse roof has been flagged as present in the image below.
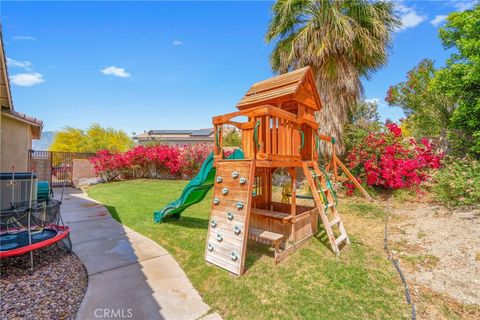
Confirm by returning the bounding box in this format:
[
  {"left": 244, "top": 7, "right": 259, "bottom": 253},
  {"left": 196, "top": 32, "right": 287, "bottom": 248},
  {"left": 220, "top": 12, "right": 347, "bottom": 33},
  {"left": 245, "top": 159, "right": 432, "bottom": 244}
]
[{"left": 236, "top": 66, "right": 322, "bottom": 111}]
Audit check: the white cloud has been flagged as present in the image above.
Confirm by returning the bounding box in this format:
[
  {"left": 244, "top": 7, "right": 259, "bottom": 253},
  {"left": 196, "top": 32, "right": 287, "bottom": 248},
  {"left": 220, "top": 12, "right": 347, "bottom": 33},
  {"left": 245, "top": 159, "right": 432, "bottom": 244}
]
[
  {"left": 452, "top": 0, "right": 476, "bottom": 11},
  {"left": 431, "top": 15, "right": 448, "bottom": 27},
  {"left": 10, "top": 73, "right": 45, "bottom": 87},
  {"left": 6, "top": 58, "right": 33, "bottom": 70},
  {"left": 400, "top": 12, "right": 426, "bottom": 30},
  {"left": 396, "top": 3, "right": 427, "bottom": 31},
  {"left": 365, "top": 98, "right": 380, "bottom": 105},
  {"left": 172, "top": 40, "right": 183, "bottom": 46},
  {"left": 100, "top": 66, "right": 131, "bottom": 78},
  {"left": 13, "top": 35, "right": 36, "bottom": 41}
]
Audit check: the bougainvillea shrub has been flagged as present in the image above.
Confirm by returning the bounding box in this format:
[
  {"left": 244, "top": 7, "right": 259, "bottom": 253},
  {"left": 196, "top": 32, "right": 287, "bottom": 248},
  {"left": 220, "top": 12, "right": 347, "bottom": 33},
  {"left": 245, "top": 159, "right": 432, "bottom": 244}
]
[
  {"left": 91, "top": 150, "right": 123, "bottom": 182},
  {"left": 344, "top": 123, "right": 443, "bottom": 195},
  {"left": 91, "top": 144, "right": 213, "bottom": 181},
  {"left": 178, "top": 144, "right": 213, "bottom": 178}
]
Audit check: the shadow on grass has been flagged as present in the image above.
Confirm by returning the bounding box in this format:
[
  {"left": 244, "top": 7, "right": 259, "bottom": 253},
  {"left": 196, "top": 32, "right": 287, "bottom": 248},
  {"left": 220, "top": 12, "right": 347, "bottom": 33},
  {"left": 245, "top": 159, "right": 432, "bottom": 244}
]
[
  {"left": 168, "top": 215, "right": 209, "bottom": 230},
  {"left": 313, "top": 227, "right": 335, "bottom": 254},
  {"left": 313, "top": 226, "right": 363, "bottom": 253},
  {"left": 245, "top": 240, "right": 271, "bottom": 271},
  {"left": 104, "top": 205, "right": 123, "bottom": 224},
  {"left": 104, "top": 204, "right": 282, "bottom": 270}
]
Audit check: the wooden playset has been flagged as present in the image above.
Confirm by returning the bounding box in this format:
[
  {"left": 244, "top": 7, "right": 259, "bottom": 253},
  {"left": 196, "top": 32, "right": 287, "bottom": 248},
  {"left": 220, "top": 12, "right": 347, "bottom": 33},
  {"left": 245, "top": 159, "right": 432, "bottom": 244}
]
[{"left": 205, "top": 67, "right": 369, "bottom": 276}]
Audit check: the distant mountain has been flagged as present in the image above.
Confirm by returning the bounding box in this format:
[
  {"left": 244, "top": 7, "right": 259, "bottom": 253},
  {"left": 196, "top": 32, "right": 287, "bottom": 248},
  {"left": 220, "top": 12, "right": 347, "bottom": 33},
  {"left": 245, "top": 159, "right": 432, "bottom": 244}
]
[{"left": 32, "top": 131, "right": 55, "bottom": 151}]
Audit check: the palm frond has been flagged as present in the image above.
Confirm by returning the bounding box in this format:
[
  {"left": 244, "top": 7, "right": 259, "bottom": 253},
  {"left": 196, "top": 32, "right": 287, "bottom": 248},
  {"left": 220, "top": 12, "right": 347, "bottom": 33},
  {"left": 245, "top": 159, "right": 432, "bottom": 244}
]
[{"left": 266, "top": 0, "right": 400, "bottom": 152}]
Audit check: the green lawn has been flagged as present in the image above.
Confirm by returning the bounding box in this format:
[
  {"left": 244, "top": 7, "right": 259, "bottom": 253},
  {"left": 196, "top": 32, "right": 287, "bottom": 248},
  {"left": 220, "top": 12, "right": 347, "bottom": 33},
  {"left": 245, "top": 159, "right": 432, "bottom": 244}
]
[{"left": 87, "top": 179, "right": 408, "bottom": 320}]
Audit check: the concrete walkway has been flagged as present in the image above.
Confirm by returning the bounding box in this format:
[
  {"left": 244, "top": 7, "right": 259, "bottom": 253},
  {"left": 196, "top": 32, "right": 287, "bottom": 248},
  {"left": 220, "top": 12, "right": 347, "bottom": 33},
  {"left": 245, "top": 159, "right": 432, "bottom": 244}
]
[{"left": 56, "top": 188, "right": 221, "bottom": 320}]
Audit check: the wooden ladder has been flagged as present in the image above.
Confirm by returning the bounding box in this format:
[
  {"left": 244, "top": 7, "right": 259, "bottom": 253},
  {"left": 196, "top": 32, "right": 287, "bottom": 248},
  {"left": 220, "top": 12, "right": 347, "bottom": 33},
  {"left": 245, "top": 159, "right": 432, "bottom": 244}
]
[{"left": 302, "top": 162, "right": 350, "bottom": 255}]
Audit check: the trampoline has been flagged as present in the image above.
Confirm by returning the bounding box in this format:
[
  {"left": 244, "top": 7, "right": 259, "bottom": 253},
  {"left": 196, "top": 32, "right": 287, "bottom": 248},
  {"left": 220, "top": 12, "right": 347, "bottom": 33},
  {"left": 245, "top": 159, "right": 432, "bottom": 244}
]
[
  {"left": 0, "top": 198, "right": 71, "bottom": 265},
  {"left": 0, "top": 225, "right": 69, "bottom": 258}
]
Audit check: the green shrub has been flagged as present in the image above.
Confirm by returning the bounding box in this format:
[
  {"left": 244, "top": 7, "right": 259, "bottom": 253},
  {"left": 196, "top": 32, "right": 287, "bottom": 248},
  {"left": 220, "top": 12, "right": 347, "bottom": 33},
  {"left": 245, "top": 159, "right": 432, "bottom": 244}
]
[{"left": 433, "top": 158, "right": 480, "bottom": 207}]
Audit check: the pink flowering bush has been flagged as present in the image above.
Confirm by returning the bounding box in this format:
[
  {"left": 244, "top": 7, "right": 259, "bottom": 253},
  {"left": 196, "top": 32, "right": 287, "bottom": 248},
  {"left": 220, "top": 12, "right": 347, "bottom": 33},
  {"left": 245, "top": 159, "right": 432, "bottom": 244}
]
[
  {"left": 178, "top": 144, "right": 213, "bottom": 178},
  {"left": 345, "top": 123, "right": 443, "bottom": 195},
  {"left": 91, "top": 144, "right": 213, "bottom": 181}
]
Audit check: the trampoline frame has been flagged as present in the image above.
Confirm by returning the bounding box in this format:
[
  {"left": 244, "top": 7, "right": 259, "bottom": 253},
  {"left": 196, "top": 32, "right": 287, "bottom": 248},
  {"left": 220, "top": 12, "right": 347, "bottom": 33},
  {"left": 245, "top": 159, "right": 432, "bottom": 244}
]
[
  {"left": 0, "top": 225, "right": 70, "bottom": 258},
  {"left": 0, "top": 171, "right": 71, "bottom": 270}
]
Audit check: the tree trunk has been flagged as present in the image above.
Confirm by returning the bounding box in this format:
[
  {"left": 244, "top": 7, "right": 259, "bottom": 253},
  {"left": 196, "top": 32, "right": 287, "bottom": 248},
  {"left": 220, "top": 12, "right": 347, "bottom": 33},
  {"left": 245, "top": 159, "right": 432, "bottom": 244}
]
[{"left": 315, "top": 90, "right": 350, "bottom": 156}]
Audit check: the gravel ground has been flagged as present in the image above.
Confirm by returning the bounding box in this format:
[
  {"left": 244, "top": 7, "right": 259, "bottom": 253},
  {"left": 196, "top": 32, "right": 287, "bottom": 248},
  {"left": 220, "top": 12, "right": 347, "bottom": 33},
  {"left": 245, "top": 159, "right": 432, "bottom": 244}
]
[
  {"left": 390, "top": 203, "right": 480, "bottom": 305},
  {"left": 1, "top": 243, "right": 87, "bottom": 320}
]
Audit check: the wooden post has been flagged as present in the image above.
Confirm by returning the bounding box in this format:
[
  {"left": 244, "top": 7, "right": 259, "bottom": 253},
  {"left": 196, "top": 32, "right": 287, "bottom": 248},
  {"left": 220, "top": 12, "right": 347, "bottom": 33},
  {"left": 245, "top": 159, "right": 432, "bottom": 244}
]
[
  {"left": 288, "top": 167, "right": 297, "bottom": 243},
  {"left": 265, "top": 116, "right": 271, "bottom": 156},
  {"left": 267, "top": 168, "right": 273, "bottom": 210},
  {"left": 272, "top": 117, "right": 277, "bottom": 155},
  {"left": 335, "top": 158, "right": 372, "bottom": 201},
  {"left": 288, "top": 168, "right": 297, "bottom": 217},
  {"left": 331, "top": 141, "right": 338, "bottom": 180},
  {"left": 214, "top": 125, "right": 223, "bottom": 160}
]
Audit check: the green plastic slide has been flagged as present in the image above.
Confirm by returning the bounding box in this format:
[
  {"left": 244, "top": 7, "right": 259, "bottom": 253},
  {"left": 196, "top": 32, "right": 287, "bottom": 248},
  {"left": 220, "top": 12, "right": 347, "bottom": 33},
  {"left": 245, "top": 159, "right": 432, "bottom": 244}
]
[{"left": 154, "top": 150, "right": 244, "bottom": 223}]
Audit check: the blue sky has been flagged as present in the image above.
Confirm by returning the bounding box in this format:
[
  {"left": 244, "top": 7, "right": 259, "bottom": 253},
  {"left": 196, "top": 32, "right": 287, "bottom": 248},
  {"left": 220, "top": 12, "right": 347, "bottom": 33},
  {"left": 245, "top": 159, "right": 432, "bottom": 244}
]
[{"left": 1, "top": 0, "right": 476, "bottom": 134}]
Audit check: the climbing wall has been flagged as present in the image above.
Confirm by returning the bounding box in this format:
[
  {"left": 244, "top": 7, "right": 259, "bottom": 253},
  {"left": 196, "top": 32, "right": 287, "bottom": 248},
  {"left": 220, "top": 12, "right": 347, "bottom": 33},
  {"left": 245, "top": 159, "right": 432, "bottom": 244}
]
[{"left": 205, "top": 160, "right": 255, "bottom": 276}]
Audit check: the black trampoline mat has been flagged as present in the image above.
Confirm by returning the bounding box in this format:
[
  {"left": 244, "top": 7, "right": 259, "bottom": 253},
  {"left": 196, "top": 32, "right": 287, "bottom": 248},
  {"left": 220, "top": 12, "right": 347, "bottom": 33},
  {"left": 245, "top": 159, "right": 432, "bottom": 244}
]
[{"left": 0, "top": 229, "right": 58, "bottom": 251}]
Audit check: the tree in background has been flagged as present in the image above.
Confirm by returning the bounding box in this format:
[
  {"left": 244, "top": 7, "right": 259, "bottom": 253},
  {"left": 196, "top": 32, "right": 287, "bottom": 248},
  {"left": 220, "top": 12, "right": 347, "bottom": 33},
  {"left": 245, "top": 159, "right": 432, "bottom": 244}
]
[
  {"left": 49, "top": 127, "right": 86, "bottom": 152},
  {"left": 343, "top": 99, "right": 382, "bottom": 153},
  {"left": 222, "top": 128, "right": 242, "bottom": 147},
  {"left": 266, "top": 0, "right": 400, "bottom": 152},
  {"left": 432, "top": 4, "right": 480, "bottom": 158},
  {"left": 50, "top": 123, "right": 133, "bottom": 153},
  {"left": 385, "top": 59, "right": 455, "bottom": 138}
]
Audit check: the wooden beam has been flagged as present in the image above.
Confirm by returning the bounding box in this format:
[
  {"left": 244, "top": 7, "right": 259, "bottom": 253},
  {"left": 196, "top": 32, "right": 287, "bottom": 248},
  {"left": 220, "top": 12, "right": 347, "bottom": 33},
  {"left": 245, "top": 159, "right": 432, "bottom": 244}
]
[
  {"left": 335, "top": 158, "right": 372, "bottom": 201},
  {"left": 288, "top": 168, "right": 297, "bottom": 217}
]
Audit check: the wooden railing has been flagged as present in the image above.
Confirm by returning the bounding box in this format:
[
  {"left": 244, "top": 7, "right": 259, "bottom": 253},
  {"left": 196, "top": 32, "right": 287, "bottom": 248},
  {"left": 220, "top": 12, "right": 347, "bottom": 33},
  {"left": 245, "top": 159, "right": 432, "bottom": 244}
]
[
  {"left": 213, "top": 105, "right": 319, "bottom": 162},
  {"left": 213, "top": 104, "right": 372, "bottom": 200}
]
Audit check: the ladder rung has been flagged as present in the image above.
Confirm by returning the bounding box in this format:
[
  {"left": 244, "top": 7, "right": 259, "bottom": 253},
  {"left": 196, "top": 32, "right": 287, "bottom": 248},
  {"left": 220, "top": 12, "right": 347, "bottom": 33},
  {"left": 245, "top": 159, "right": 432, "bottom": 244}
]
[
  {"left": 335, "top": 234, "right": 348, "bottom": 246},
  {"left": 325, "top": 202, "right": 335, "bottom": 209},
  {"left": 318, "top": 188, "right": 329, "bottom": 193},
  {"left": 329, "top": 217, "right": 341, "bottom": 227}
]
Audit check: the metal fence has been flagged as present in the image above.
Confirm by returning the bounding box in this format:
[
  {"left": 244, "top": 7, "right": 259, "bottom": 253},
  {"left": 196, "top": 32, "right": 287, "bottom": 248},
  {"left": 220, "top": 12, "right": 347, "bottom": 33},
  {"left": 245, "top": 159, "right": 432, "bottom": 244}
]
[{"left": 29, "top": 151, "right": 95, "bottom": 187}]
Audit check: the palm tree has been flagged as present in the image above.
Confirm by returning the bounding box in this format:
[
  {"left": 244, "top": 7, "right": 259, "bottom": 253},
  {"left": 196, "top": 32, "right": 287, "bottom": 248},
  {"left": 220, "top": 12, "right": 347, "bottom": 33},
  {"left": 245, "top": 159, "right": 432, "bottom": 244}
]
[{"left": 266, "top": 0, "right": 400, "bottom": 153}]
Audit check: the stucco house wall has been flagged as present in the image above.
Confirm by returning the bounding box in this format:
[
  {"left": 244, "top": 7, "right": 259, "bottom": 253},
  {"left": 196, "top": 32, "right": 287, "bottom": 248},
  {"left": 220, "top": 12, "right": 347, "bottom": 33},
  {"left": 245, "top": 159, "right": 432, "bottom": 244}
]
[{"left": 0, "top": 115, "right": 34, "bottom": 171}]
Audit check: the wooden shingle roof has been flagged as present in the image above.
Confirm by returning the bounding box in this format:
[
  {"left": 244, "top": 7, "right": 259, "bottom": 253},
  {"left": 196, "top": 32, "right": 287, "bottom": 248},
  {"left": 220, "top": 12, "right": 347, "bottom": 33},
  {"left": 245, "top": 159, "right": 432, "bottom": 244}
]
[{"left": 236, "top": 66, "right": 322, "bottom": 111}]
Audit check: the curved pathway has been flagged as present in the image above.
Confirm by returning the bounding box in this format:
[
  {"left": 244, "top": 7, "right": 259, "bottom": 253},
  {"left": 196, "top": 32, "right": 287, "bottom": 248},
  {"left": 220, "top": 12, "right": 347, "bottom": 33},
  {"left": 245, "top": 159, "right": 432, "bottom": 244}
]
[{"left": 56, "top": 188, "right": 220, "bottom": 320}]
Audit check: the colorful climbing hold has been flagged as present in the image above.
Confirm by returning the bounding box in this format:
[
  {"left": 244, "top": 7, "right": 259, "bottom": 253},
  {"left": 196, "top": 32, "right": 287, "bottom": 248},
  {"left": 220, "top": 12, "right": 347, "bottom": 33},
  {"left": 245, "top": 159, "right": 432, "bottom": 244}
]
[
  {"left": 216, "top": 176, "right": 223, "bottom": 183},
  {"left": 216, "top": 233, "right": 223, "bottom": 242},
  {"left": 207, "top": 243, "right": 214, "bottom": 251},
  {"left": 234, "top": 225, "right": 241, "bottom": 235},
  {"left": 230, "top": 252, "right": 238, "bottom": 261},
  {"left": 222, "top": 187, "right": 229, "bottom": 195},
  {"left": 232, "top": 171, "right": 239, "bottom": 179},
  {"left": 227, "top": 212, "right": 234, "bottom": 220},
  {"left": 210, "top": 220, "right": 217, "bottom": 228},
  {"left": 239, "top": 177, "right": 246, "bottom": 185},
  {"left": 213, "top": 197, "right": 220, "bottom": 205},
  {"left": 236, "top": 201, "right": 244, "bottom": 209}
]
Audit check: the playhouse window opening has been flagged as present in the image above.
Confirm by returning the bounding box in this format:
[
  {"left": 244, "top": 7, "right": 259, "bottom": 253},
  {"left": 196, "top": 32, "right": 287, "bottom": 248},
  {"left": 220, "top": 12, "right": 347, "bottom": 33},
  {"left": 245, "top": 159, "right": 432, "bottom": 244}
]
[{"left": 221, "top": 125, "right": 242, "bottom": 148}]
